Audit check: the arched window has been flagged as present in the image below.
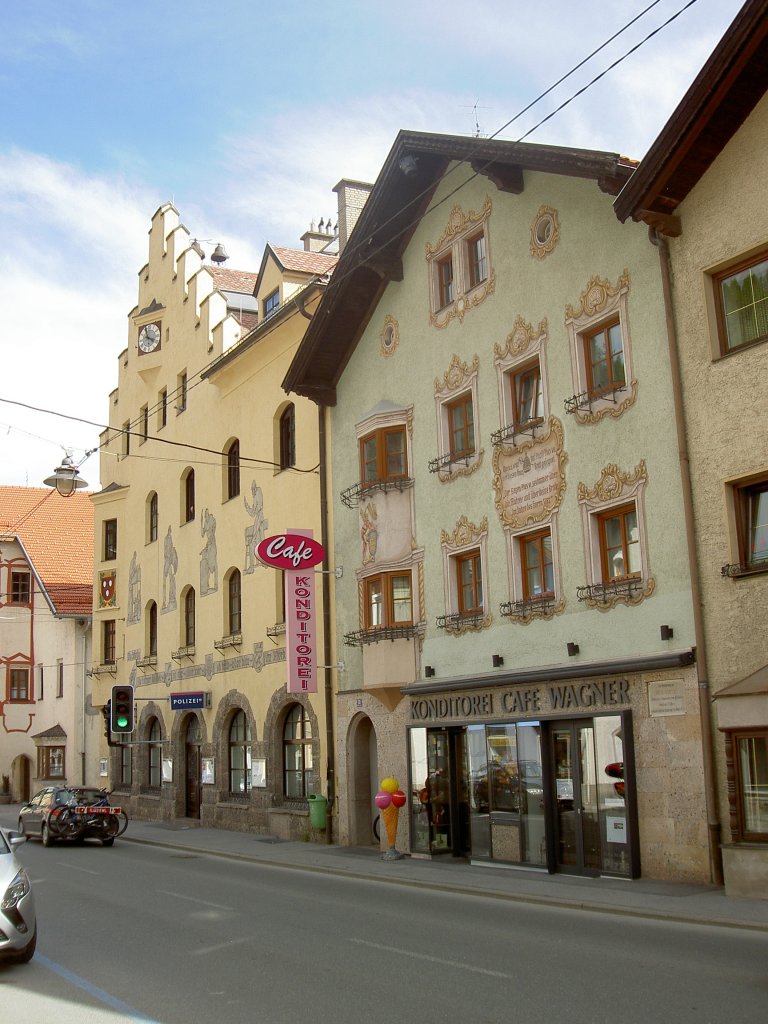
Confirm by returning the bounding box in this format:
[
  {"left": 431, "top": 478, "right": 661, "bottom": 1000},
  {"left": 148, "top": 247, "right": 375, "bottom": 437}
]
[
  {"left": 183, "top": 588, "right": 195, "bottom": 647},
  {"left": 147, "top": 491, "right": 159, "bottom": 543},
  {"left": 227, "top": 569, "right": 242, "bottom": 634},
  {"left": 182, "top": 469, "right": 195, "bottom": 523},
  {"left": 283, "top": 703, "right": 314, "bottom": 798},
  {"left": 147, "top": 601, "right": 158, "bottom": 657},
  {"left": 225, "top": 439, "right": 240, "bottom": 500},
  {"left": 228, "top": 710, "right": 251, "bottom": 793},
  {"left": 279, "top": 405, "right": 296, "bottom": 470},
  {"left": 148, "top": 718, "right": 162, "bottom": 788}
]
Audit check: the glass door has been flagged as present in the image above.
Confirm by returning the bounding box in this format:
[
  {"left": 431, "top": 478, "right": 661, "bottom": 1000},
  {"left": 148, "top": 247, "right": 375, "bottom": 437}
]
[
  {"left": 550, "top": 716, "right": 629, "bottom": 876},
  {"left": 411, "top": 728, "right": 470, "bottom": 856}
]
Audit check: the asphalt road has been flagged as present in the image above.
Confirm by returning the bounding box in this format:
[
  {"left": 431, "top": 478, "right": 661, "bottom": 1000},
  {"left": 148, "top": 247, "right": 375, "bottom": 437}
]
[{"left": 2, "top": 836, "right": 767, "bottom": 1023}]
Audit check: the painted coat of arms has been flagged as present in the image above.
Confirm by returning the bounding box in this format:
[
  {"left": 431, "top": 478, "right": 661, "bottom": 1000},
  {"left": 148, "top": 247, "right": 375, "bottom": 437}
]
[{"left": 99, "top": 570, "right": 117, "bottom": 608}]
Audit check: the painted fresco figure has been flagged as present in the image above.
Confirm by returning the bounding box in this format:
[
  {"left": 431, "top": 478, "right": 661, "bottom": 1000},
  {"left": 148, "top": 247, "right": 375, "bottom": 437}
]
[
  {"left": 127, "top": 551, "right": 142, "bottom": 624},
  {"left": 162, "top": 525, "right": 178, "bottom": 610},
  {"left": 200, "top": 508, "right": 218, "bottom": 595},
  {"left": 243, "top": 481, "right": 268, "bottom": 573}
]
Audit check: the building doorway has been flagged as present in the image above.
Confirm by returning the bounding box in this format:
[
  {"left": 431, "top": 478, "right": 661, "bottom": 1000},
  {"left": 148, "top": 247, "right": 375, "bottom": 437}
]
[
  {"left": 347, "top": 714, "right": 378, "bottom": 846},
  {"left": 184, "top": 715, "right": 202, "bottom": 819},
  {"left": 411, "top": 727, "right": 470, "bottom": 857}
]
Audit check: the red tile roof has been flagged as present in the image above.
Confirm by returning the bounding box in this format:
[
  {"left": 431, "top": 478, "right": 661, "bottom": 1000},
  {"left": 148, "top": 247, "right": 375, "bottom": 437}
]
[
  {"left": 207, "top": 267, "right": 259, "bottom": 295},
  {"left": 270, "top": 247, "right": 337, "bottom": 276},
  {"left": 0, "top": 486, "right": 94, "bottom": 615}
]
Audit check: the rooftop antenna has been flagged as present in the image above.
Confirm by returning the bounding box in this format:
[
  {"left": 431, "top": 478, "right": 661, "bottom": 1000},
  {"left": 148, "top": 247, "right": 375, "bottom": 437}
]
[{"left": 462, "top": 99, "right": 490, "bottom": 138}]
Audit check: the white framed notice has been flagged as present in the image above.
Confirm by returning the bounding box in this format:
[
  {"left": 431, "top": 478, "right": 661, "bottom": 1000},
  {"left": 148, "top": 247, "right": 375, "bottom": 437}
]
[
  {"left": 99, "top": 758, "right": 108, "bottom": 777},
  {"left": 252, "top": 758, "right": 266, "bottom": 788},
  {"left": 201, "top": 757, "right": 215, "bottom": 785},
  {"left": 606, "top": 816, "right": 627, "bottom": 843},
  {"left": 162, "top": 758, "right": 173, "bottom": 783},
  {"left": 647, "top": 679, "right": 685, "bottom": 717}
]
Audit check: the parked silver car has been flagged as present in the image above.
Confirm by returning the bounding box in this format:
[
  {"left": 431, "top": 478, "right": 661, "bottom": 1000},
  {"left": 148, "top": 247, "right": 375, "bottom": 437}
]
[{"left": 0, "top": 827, "right": 36, "bottom": 964}]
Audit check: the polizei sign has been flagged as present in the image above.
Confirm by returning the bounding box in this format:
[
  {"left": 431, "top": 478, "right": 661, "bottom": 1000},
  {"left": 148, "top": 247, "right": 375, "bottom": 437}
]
[{"left": 258, "top": 531, "right": 325, "bottom": 694}]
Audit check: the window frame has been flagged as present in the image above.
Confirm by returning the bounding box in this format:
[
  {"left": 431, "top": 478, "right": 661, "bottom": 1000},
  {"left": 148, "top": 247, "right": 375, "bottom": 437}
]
[
  {"left": 182, "top": 469, "right": 195, "bottom": 524},
  {"left": 147, "top": 492, "right": 158, "bottom": 544},
  {"left": 158, "top": 388, "right": 168, "bottom": 430},
  {"left": 148, "top": 718, "right": 162, "bottom": 789},
  {"left": 263, "top": 287, "right": 280, "bottom": 320},
  {"left": 8, "top": 666, "right": 31, "bottom": 702},
  {"left": 436, "top": 253, "right": 454, "bottom": 309},
  {"left": 433, "top": 354, "right": 482, "bottom": 481},
  {"left": 176, "top": 370, "right": 187, "bottom": 413},
  {"left": 520, "top": 526, "right": 555, "bottom": 601},
  {"left": 713, "top": 249, "right": 768, "bottom": 355},
  {"left": 729, "top": 730, "right": 768, "bottom": 842},
  {"left": 446, "top": 392, "right": 475, "bottom": 461},
  {"left": 104, "top": 519, "right": 118, "bottom": 561},
  {"left": 583, "top": 317, "right": 626, "bottom": 399},
  {"left": 140, "top": 404, "right": 149, "bottom": 443},
  {"left": 724, "top": 472, "right": 768, "bottom": 576},
  {"left": 184, "top": 587, "right": 196, "bottom": 647},
  {"left": 227, "top": 569, "right": 242, "bottom": 635},
  {"left": 56, "top": 660, "right": 63, "bottom": 698},
  {"left": 279, "top": 405, "right": 296, "bottom": 471},
  {"left": 359, "top": 425, "right": 408, "bottom": 486},
  {"left": 456, "top": 549, "right": 483, "bottom": 616},
  {"left": 102, "top": 619, "right": 116, "bottom": 665},
  {"left": 228, "top": 709, "right": 251, "bottom": 795},
  {"left": 426, "top": 196, "right": 493, "bottom": 329},
  {"left": 225, "top": 439, "right": 241, "bottom": 500},
  {"left": 466, "top": 231, "right": 488, "bottom": 290},
  {"left": 147, "top": 601, "right": 158, "bottom": 657},
  {"left": 363, "top": 570, "right": 414, "bottom": 630},
  {"left": 9, "top": 570, "right": 31, "bottom": 606},
  {"left": 38, "top": 746, "right": 65, "bottom": 780},
  {"left": 283, "top": 703, "right": 314, "bottom": 799},
  {"left": 597, "top": 503, "right": 641, "bottom": 583}
]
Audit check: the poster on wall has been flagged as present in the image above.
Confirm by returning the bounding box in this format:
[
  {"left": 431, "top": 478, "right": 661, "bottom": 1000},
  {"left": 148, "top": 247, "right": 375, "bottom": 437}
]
[{"left": 162, "top": 758, "right": 173, "bottom": 783}]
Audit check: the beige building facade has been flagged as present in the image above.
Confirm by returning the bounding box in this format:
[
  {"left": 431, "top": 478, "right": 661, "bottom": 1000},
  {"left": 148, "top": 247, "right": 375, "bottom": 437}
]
[{"left": 91, "top": 203, "right": 337, "bottom": 839}]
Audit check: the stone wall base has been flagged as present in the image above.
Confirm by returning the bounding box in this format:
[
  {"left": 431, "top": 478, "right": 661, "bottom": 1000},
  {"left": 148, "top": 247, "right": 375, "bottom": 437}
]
[{"left": 722, "top": 844, "right": 768, "bottom": 900}]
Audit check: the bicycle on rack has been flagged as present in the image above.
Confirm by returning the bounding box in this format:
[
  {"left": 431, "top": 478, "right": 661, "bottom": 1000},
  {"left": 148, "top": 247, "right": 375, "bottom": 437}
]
[{"left": 43, "top": 788, "right": 129, "bottom": 847}]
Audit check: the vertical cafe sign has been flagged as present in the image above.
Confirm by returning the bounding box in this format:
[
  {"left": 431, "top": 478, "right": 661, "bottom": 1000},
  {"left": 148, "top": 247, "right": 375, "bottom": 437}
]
[{"left": 257, "top": 531, "right": 325, "bottom": 694}]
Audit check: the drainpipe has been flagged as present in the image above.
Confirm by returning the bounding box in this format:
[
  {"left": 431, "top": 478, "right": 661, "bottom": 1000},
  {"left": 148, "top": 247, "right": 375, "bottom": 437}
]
[
  {"left": 649, "top": 227, "right": 723, "bottom": 885},
  {"left": 82, "top": 627, "right": 87, "bottom": 785},
  {"left": 318, "top": 403, "right": 336, "bottom": 844}
]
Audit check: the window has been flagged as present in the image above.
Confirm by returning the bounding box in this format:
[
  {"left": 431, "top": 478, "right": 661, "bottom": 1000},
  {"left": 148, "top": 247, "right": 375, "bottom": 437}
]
[
  {"left": 364, "top": 572, "right": 413, "bottom": 629},
  {"left": 714, "top": 251, "right": 768, "bottom": 353},
  {"left": 520, "top": 528, "right": 554, "bottom": 600},
  {"left": 177, "top": 371, "right": 187, "bottom": 412},
  {"left": 56, "top": 660, "right": 63, "bottom": 698},
  {"left": 733, "top": 732, "right": 768, "bottom": 840},
  {"left": 102, "top": 620, "right": 116, "bottom": 665},
  {"left": 158, "top": 388, "right": 168, "bottom": 430},
  {"left": 184, "top": 588, "right": 195, "bottom": 647},
  {"left": 10, "top": 570, "right": 31, "bottom": 605},
  {"left": 279, "top": 405, "right": 295, "bottom": 470},
  {"left": 229, "top": 710, "right": 251, "bottom": 794},
  {"left": 148, "top": 718, "right": 162, "bottom": 788},
  {"left": 733, "top": 476, "right": 768, "bottom": 573},
  {"left": 437, "top": 254, "right": 454, "bottom": 309},
  {"left": 584, "top": 319, "right": 625, "bottom": 397},
  {"left": 121, "top": 421, "right": 130, "bottom": 457},
  {"left": 283, "top": 704, "right": 313, "bottom": 799},
  {"left": 565, "top": 271, "right": 635, "bottom": 424},
  {"left": 38, "top": 664, "right": 44, "bottom": 701},
  {"left": 9, "top": 667, "right": 30, "bottom": 702},
  {"left": 147, "top": 492, "right": 158, "bottom": 543},
  {"left": 511, "top": 362, "right": 543, "bottom": 431},
  {"left": 467, "top": 232, "right": 487, "bottom": 289},
  {"left": 140, "top": 405, "right": 149, "bottom": 443},
  {"left": 598, "top": 504, "right": 641, "bottom": 582},
  {"left": 227, "top": 570, "right": 242, "bottom": 634},
  {"left": 148, "top": 601, "right": 158, "bottom": 657},
  {"left": 38, "top": 746, "right": 65, "bottom": 780},
  {"left": 360, "top": 426, "right": 408, "bottom": 485},
  {"left": 226, "top": 439, "right": 240, "bottom": 500},
  {"left": 104, "top": 519, "right": 118, "bottom": 561},
  {"left": 456, "top": 550, "right": 483, "bottom": 615},
  {"left": 263, "top": 288, "right": 280, "bottom": 319},
  {"left": 183, "top": 469, "right": 195, "bottom": 523},
  {"left": 426, "top": 196, "right": 493, "bottom": 329},
  {"left": 447, "top": 393, "right": 475, "bottom": 460}
]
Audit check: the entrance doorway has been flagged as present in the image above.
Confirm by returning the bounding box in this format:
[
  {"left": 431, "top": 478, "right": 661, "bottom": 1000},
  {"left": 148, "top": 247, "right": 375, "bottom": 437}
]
[
  {"left": 184, "top": 715, "right": 202, "bottom": 819},
  {"left": 549, "top": 716, "right": 631, "bottom": 876},
  {"left": 411, "top": 727, "right": 470, "bottom": 856}
]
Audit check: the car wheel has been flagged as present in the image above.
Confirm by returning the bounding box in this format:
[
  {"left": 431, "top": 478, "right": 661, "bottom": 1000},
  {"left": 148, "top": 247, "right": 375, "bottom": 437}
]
[
  {"left": 11, "top": 928, "right": 37, "bottom": 964},
  {"left": 41, "top": 821, "right": 53, "bottom": 847},
  {"left": 17, "top": 818, "right": 26, "bottom": 837},
  {"left": 101, "top": 837, "right": 115, "bottom": 847}
]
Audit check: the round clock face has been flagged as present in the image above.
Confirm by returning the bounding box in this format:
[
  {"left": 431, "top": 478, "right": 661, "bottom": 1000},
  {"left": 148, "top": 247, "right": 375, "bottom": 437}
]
[{"left": 138, "top": 323, "right": 161, "bottom": 353}]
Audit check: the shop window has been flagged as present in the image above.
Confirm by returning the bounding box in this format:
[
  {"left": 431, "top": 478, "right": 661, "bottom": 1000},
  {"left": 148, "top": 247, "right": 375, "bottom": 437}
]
[
  {"left": 147, "top": 492, "right": 158, "bottom": 543},
  {"left": 279, "top": 405, "right": 296, "bottom": 471},
  {"left": 147, "top": 718, "right": 162, "bottom": 789},
  {"left": 722, "top": 473, "right": 768, "bottom": 577},
  {"left": 360, "top": 426, "right": 408, "bottom": 486},
  {"left": 426, "top": 196, "right": 494, "bottom": 329},
  {"left": 283, "top": 704, "right": 313, "bottom": 799},
  {"left": 229, "top": 709, "right": 251, "bottom": 794},
  {"left": 565, "top": 271, "right": 636, "bottom": 424},
  {"left": 431, "top": 354, "right": 482, "bottom": 481},
  {"left": 102, "top": 619, "right": 116, "bottom": 665},
  {"left": 731, "top": 732, "right": 768, "bottom": 840},
  {"left": 182, "top": 469, "right": 195, "bottom": 523},
  {"left": 364, "top": 572, "right": 413, "bottom": 629},
  {"left": 104, "top": 519, "right": 118, "bottom": 561},
  {"left": 8, "top": 667, "right": 30, "bottom": 702},
  {"left": 713, "top": 250, "right": 768, "bottom": 354},
  {"left": 225, "top": 439, "right": 240, "bottom": 500},
  {"left": 38, "top": 746, "right": 65, "bottom": 780},
  {"left": 10, "top": 570, "right": 31, "bottom": 605}
]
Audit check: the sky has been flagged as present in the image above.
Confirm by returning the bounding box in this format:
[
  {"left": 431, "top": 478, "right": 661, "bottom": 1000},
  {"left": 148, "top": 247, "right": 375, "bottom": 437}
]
[{"left": 0, "top": 0, "right": 746, "bottom": 492}]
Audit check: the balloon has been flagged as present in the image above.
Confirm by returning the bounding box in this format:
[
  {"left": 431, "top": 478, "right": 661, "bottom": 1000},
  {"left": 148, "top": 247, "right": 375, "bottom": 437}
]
[
  {"left": 375, "top": 791, "right": 392, "bottom": 809},
  {"left": 391, "top": 790, "right": 406, "bottom": 808},
  {"left": 380, "top": 776, "right": 399, "bottom": 793}
]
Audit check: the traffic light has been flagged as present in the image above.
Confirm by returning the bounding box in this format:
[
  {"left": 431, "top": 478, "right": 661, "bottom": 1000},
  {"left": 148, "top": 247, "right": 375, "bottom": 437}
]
[{"left": 110, "top": 684, "right": 134, "bottom": 734}]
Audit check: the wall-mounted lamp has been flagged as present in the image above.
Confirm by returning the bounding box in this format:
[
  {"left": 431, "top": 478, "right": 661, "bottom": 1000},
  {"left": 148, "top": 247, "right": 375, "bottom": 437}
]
[
  {"left": 492, "top": 654, "right": 504, "bottom": 668},
  {"left": 424, "top": 665, "right": 435, "bottom": 678},
  {"left": 660, "top": 624, "right": 674, "bottom": 641},
  {"left": 567, "top": 642, "right": 580, "bottom": 657},
  {"left": 398, "top": 154, "right": 418, "bottom": 177},
  {"left": 43, "top": 451, "right": 89, "bottom": 497}
]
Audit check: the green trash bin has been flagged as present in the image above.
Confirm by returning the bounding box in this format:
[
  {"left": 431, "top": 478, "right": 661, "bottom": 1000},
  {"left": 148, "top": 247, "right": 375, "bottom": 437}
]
[{"left": 308, "top": 794, "right": 327, "bottom": 829}]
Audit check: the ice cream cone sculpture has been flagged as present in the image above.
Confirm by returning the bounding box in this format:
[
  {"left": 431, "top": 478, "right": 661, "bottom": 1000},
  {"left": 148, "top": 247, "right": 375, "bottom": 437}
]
[{"left": 375, "top": 776, "right": 407, "bottom": 858}]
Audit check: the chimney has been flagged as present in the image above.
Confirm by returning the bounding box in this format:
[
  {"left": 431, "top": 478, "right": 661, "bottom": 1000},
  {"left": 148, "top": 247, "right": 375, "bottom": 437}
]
[
  {"left": 333, "top": 179, "right": 373, "bottom": 253},
  {"left": 301, "top": 218, "right": 336, "bottom": 253}
]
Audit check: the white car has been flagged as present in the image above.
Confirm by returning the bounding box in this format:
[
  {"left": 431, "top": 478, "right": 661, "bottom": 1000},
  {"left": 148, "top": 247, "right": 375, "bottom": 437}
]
[{"left": 0, "top": 827, "right": 36, "bottom": 964}]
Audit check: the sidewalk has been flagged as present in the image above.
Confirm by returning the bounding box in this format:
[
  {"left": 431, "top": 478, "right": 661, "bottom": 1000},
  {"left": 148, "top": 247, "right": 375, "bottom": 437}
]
[{"left": 4, "top": 804, "right": 766, "bottom": 931}]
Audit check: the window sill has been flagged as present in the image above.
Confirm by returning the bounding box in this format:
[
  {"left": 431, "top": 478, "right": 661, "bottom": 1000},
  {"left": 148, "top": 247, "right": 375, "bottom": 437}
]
[
  {"left": 214, "top": 633, "right": 242, "bottom": 651},
  {"left": 721, "top": 560, "right": 768, "bottom": 579},
  {"left": 171, "top": 645, "right": 196, "bottom": 660},
  {"left": 136, "top": 655, "right": 157, "bottom": 669}
]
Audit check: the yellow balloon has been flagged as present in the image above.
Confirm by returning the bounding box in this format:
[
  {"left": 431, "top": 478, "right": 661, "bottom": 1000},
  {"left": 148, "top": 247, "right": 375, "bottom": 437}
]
[{"left": 380, "top": 776, "right": 399, "bottom": 793}]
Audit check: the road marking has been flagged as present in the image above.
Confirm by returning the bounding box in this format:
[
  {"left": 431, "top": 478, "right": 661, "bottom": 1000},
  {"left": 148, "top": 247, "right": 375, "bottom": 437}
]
[
  {"left": 192, "top": 936, "right": 255, "bottom": 956},
  {"left": 349, "top": 938, "right": 513, "bottom": 978},
  {"left": 37, "top": 954, "right": 159, "bottom": 1022},
  {"left": 158, "top": 889, "right": 234, "bottom": 911},
  {"left": 56, "top": 861, "right": 100, "bottom": 875}
]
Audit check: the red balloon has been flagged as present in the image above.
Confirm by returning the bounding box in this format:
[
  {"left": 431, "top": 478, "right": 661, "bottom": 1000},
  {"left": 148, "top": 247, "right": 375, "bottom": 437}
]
[
  {"left": 391, "top": 790, "right": 406, "bottom": 808},
  {"left": 375, "top": 791, "right": 392, "bottom": 809}
]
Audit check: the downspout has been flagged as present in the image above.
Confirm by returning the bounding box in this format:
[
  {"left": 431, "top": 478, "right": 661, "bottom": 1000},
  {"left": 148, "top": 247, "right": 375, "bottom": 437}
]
[
  {"left": 81, "top": 626, "right": 88, "bottom": 786},
  {"left": 318, "top": 403, "right": 336, "bottom": 844},
  {"left": 649, "top": 227, "right": 723, "bottom": 885}
]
